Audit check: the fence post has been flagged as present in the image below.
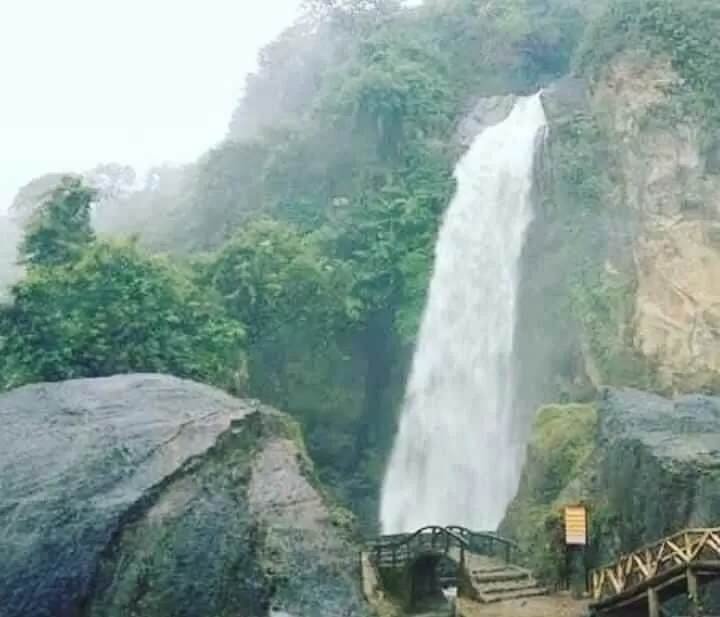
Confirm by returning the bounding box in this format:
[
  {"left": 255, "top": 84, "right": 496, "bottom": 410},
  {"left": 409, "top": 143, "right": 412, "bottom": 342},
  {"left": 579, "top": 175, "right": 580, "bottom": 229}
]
[
  {"left": 687, "top": 569, "right": 699, "bottom": 617},
  {"left": 648, "top": 587, "right": 660, "bottom": 617}
]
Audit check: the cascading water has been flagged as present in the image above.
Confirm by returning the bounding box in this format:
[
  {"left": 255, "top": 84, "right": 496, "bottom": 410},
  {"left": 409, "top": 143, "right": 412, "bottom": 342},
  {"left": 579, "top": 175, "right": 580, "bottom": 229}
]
[{"left": 380, "top": 93, "right": 547, "bottom": 534}]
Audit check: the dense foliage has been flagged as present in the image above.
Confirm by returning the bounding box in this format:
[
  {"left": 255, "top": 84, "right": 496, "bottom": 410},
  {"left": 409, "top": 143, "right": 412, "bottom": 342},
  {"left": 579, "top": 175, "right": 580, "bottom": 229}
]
[
  {"left": 3, "top": 0, "right": 719, "bottom": 526},
  {"left": 19, "top": 177, "right": 96, "bottom": 268},
  {"left": 0, "top": 180, "right": 244, "bottom": 392},
  {"left": 576, "top": 0, "right": 720, "bottom": 127}
]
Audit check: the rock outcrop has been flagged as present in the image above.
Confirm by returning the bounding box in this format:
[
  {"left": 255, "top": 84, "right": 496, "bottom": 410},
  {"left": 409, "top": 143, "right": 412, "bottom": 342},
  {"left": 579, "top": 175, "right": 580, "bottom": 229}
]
[
  {"left": 501, "top": 388, "right": 720, "bottom": 581},
  {"left": 0, "top": 373, "right": 370, "bottom": 617},
  {"left": 456, "top": 95, "right": 517, "bottom": 145},
  {"left": 592, "top": 388, "right": 720, "bottom": 556}
]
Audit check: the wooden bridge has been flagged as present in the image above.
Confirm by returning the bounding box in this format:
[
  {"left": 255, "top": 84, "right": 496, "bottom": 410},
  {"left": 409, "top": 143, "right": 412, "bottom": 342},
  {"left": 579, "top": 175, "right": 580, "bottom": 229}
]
[
  {"left": 589, "top": 527, "right": 720, "bottom": 616},
  {"left": 366, "top": 525, "right": 519, "bottom": 570},
  {"left": 361, "top": 525, "right": 547, "bottom": 612}
]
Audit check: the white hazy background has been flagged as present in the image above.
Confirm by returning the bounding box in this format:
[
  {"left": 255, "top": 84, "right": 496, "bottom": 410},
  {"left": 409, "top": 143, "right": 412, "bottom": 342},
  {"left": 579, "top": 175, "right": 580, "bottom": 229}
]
[{"left": 0, "top": 0, "right": 300, "bottom": 211}]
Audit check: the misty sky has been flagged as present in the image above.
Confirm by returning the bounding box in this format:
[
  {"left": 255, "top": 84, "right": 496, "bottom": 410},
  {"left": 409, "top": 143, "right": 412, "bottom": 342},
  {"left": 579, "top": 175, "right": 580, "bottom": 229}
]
[{"left": 0, "top": 0, "right": 300, "bottom": 211}]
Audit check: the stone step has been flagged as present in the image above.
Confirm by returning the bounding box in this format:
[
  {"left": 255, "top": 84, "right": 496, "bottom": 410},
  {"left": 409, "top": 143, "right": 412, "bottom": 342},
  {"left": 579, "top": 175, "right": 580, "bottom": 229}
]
[
  {"left": 478, "top": 585, "right": 550, "bottom": 604},
  {"left": 469, "top": 565, "right": 509, "bottom": 575},
  {"left": 473, "top": 577, "right": 544, "bottom": 595},
  {"left": 471, "top": 568, "right": 531, "bottom": 583}
]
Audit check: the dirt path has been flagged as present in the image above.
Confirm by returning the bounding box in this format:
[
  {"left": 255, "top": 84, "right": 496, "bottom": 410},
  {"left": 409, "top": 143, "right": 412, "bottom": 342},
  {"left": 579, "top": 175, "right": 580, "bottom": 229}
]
[{"left": 458, "top": 592, "right": 588, "bottom": 617}]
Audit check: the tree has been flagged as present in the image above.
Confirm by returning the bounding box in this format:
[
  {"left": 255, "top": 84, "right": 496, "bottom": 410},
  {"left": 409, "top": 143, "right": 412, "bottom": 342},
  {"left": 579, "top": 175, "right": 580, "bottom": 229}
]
[
  {"left": 19, "top": 176, "right": 96, "bottom": 268},
  {"left": 301, "top": 0, "right": 401, "bottom": 33},
  {"left": 201, "top": 219, "right": 364, "bottom": 473},
  {"left": 84, "top": 162, "right": 137, "bottom": 201},
  {"left": 0, "top": 238, "right": 245, "bottom": 391},
  {"left": 204, "top": 217, "right": 357, "bottom": 348},
  {"left": 91, "top": 163, "right": 196, "bottom": 253},
  {"left": 9, "top": 172, "right": 70, "bottom": 224},
  {"left": 186, "top": 141, "right": 273, "bottom": 249}
]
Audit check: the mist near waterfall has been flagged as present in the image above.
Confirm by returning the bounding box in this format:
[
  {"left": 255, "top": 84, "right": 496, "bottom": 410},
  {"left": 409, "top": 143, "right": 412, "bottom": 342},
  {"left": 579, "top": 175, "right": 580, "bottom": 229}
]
[
  {"left": 0, "top": 215, "right": 21, "bottom": 298},
  {"left": 380, "top": 93, "right": 548, "bottom": 534}
]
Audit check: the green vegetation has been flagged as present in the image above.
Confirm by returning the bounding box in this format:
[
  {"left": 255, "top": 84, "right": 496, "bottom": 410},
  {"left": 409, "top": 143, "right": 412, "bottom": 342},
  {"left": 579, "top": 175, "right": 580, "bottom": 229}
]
[
  {"left": 3, "top": 0, "right": 720, "bottom": 528},
  {"left": 20, "top": 176, "right": 96, "bottom": 268},
  {"left": 165, "top": 0, "right": 588, "bottom": 522},
  {"left": 574, "top": 0, "right": 720, "bottom": 200},
  {"left": 0, "top": 181, "right": 244, "bottom": 392},
  {"left": 576, "top": 0, "right": 720, "bottom": 123}
]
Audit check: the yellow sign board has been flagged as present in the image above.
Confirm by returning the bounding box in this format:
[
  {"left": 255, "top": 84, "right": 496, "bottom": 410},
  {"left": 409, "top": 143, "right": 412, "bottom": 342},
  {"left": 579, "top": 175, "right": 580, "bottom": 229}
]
[{"left": 564, "top": 505, "right": 588, "bottom": 546}]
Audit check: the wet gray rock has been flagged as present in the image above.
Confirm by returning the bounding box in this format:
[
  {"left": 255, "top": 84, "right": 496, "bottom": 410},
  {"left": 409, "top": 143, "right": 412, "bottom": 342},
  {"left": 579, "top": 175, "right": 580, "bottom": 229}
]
[
  {"left": 599, "top": 388, "right": 720, "bottom": 464},
  {"left": 594, "top": 387, "right": 720, "bottom": 558},
  {"left": 456, "top": 95, "right": 517, "bottom": 145},
  {"left": 540, "top": 75, "right": 586, "bottom": 124},
  {"left": 502, "top": 386, "right": 720, "bottom": 606},
  {"left": 0, "top": 374, "right": 370, "bottom": 617},
  {"left": 455, "top": 76, "right": 585, "bottom": 148},
  {"left": 248, "top": 437, "right": 370, "bottom": 617}
]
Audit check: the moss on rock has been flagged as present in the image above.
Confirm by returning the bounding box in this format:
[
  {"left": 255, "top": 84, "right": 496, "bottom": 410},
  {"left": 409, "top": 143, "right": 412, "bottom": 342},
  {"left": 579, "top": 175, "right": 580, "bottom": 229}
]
[
  {"left": 90, "top": 409, "right": 371, "bottom": 617},
  {"left": 89, "top": 411, "right": 273, "bottom": 617},
  {"left": 500, "top": 404, "right": 597, "bottom": 581}
]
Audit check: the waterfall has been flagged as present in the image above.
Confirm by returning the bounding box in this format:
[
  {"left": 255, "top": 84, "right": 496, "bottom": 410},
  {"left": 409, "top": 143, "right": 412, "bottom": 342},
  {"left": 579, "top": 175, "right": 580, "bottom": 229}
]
[{"left": 380, "top": 93, "right": 547, "bottom": 534}]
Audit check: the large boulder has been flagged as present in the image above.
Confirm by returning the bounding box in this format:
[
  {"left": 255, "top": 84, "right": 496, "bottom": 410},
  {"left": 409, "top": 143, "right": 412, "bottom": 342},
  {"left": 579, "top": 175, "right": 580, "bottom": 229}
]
[
  {"left": 0, "top": 373, "right": 370, "bottom": 617},
  {"left": 593, "top": 388, "right": 720, "bottom": 555},
  {"left": 502, "top": 388, "right": 720, "bottom": 582}
]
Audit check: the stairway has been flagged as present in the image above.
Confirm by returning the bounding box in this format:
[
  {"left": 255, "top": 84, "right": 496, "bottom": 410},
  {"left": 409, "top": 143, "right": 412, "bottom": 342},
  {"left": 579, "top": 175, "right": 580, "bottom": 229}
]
[{"left": 464, "top": 554, "right": 549, "bottom": 604}]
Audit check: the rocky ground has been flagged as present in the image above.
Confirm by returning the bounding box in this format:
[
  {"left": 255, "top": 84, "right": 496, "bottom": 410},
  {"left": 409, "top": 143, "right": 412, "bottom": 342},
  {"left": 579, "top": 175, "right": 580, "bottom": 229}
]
[{"left": 457, "top": 593, "right": 588, "bottom": 617}]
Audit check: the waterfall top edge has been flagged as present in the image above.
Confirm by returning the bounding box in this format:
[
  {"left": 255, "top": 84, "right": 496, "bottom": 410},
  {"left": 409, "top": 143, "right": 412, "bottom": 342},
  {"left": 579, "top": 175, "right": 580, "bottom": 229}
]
[
  {"left": 454, "top": 92, "right": 547, "bottom": 180},
  {"left": 475, "top": 92, "right": 546, "bottom": 137}
]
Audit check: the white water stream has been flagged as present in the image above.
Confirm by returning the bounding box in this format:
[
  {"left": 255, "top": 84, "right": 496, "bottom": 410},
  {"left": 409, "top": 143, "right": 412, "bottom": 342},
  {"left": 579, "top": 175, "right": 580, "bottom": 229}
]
[{"left": 380, "top": 93, "right": 548, "bottom": 534}]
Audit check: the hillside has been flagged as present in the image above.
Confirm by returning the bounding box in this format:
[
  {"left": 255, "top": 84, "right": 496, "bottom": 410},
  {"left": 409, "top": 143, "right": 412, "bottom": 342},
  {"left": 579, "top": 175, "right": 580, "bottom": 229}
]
[{"left": 1, "top": 0, "right": 719, "bottom": 536}]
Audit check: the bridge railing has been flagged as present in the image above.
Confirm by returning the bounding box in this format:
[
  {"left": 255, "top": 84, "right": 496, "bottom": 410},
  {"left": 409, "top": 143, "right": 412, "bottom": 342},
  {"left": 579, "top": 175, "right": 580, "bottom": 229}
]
[
  {"left": 590, "top": 526, "right": 720, "bottom": 601},
  {"left": 366, "top": 525, "right": 520, "bottom": 569},
  {"left": 367, "top": 525, "right": 470, "bottom": 569},
  {"left": 446, "top": 525, "right": 520, "bottom": 563}
]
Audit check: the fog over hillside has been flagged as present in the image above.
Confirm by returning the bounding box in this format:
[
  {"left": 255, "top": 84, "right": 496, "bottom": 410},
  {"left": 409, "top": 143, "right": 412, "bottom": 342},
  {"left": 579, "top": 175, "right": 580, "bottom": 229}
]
[
  {"left": 0, "top": 215, "right": 21, "bottom": 297},
  {"left": 0, "top": 0, "right": 302, "bottom": 291}
]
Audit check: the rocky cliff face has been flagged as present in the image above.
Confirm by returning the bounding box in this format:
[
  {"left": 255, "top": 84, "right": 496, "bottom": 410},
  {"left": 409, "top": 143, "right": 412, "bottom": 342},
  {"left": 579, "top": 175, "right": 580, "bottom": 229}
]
[
  {"left": 0, "top": 374, "right": 370, "bottom": 617},
  {"left": 501, "top": 388, "right": 720, "bottom": 582},
  {"left": 591, "top": 51, "right": 720, "bottom": 393}
]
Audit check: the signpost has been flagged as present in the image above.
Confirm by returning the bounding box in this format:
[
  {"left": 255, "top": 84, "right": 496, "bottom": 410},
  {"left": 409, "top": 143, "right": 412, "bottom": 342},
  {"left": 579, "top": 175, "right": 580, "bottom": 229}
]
[
  {"left": 564, "top": 504, "right": 588, "bottom": 546},
  {"left": 563, "top": 504, "right": 589, "bottom": 593}
]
